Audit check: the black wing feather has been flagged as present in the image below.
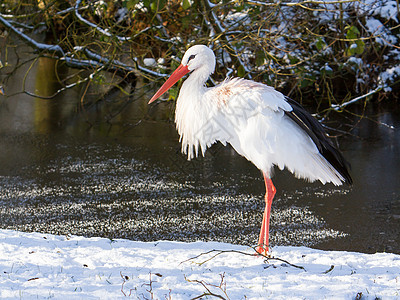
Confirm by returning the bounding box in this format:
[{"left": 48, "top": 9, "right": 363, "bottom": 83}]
[{"left": 284, "top": 97, "right": 353, "bottom": 185}]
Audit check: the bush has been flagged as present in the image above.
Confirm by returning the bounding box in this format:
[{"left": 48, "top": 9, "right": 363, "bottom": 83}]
[{"left": 1, "top": 0, "right": 399, "bottom": 112}]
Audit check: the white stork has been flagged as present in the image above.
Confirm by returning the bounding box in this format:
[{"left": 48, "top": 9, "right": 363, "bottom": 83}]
[{"left": 148, "top": 45, "right": 352, "bottom": 255}]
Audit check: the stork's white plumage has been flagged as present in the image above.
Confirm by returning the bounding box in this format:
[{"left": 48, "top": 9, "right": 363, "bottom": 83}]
[{"left": 149, "top": 45, "right": 352, "bottom": 255}]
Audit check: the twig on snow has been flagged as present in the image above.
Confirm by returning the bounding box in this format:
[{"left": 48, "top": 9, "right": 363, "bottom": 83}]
[
  {"left": 185, "top": 272, "right": 230, "bottom": 300},
  {"left": 181, "top": 248, "right": 306, "bottom": 271}
]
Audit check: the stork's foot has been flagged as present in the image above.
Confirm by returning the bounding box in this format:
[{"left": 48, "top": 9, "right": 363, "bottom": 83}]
[{"left": 255, "top": 244, "right": 270, "bottom": 257}]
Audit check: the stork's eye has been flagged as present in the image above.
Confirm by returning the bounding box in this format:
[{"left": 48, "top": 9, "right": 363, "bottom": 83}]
[{"left": 187, "top": 54, "right": 196, "bottom": 63}]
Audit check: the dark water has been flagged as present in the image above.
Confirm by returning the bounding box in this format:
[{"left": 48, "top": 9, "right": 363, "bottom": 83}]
[{"left": 0, "top": 49, "right": 399, "bottom": 254}]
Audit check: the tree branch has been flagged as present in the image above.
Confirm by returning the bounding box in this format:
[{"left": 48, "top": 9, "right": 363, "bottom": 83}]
[
  {"left": 181, "top": 248, "right": 306, "bottom": 271},
  {"left": 331, "top": 85, "right": 383, "bottom": 111},
  {"left": 74, "top": 0, "right": 130, "bottom": 42},
  {"left": 0, "top": 13, "right": 137, "bottom": 84},
  {"left": 202, "top": 0, "right": 252, "bottom": 79}
]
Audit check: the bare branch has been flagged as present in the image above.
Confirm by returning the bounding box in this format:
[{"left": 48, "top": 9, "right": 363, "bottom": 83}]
[
  {"left": 181, "top": 248, "right": 306, "bottom": 271},
  {"left": 185, "top": 273, "right": 230, "bottom": 300},
  {"left": 74, "top": 0, "right": 130, "bottom": 42}
]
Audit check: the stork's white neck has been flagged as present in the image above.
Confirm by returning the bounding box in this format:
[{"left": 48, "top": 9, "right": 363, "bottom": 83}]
[
  {"left": 186, "top": 65, "right": 212, "bottom": 90},
  {"left": 177, "top": 65, "right": 212, "bottom": 107},
  {"left": 174, "top": 66, "right": 214, "bottom": 160}
]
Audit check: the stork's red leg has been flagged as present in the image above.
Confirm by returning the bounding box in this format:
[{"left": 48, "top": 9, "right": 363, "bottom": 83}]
[{"left": 256, "top": 173, "right": 276, "bottom": 255}]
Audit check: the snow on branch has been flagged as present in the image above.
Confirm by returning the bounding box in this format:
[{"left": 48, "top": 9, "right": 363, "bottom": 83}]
[
  {"left": 74, "top": 0, "right": 130, "bottom": 42},
  {"left": 331, "top": 85, "right": 383, "bottom": 111},
  {"left": 203, "top": 0, "right": 252, "bottom": 79},
  {"left": 0, "top": 13, "right": 137, "bottom": 83},
  {"left": 0, "top": 14, "right": 65, "bottom": 56},
  {"left": 248, "top": 0, "right": 361, "bottom": 7}
]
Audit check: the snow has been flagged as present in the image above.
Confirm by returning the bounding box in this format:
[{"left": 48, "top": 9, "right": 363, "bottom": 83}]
[
  {"left": 1, "top": 229, "right": 399, "bottom": 299},
  {"left": 378, "top": 65, "right": 400, "bottom": 91},
  {"left": 365, "top": 17, "right": 398, "bottom": 45},
  {"left": 143, "top": 58, "right": 157, "bottom": 67},
  {"left": 224, "top": 12, "right": 250, "bottom": 28},
  {"left": 370, "top": 0, "right": 399, "bottom": 22}
]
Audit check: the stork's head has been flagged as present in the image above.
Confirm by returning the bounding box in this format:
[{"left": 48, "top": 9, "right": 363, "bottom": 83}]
[
  {"left": 148, "top": 45, "right": 215, "bottom": 104},
  {"left": 181, "top": 45, "right": 215, "bottom": 74}
]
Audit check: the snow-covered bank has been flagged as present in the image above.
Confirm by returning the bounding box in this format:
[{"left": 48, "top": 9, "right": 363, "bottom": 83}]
[{"left": 0, "top": 229, "right": 399, "bottom": 299}]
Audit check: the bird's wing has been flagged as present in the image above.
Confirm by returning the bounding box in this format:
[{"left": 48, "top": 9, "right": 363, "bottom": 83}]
[
  {"left": 205, "top": 77, "right": 292, "bottom": 144},
  {"left": 209, "top": 77, "right": 292, "bottom": 113},
  {"left": 206, "top": 78, "right": 352, "bottom": 185},
  {"left": 204, "top": 77, "right": 294, "bottom": 164},
  {"left": 284, "top": 97, "right": 353, "bottom": 184}
]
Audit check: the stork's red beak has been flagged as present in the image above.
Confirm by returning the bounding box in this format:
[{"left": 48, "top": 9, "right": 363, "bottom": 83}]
[{"left": 148, "top": 64, "right": 190, "bottom": 104}]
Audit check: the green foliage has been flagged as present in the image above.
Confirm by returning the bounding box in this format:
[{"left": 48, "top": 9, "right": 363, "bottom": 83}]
[
  {"left": 123, "top": 0, "right": 139, "bottom": 10},
  {"left": 345, "top": 25, "right": 365, "bottom": 56},
  {"left": 315, "top": 38, "right": 327, "bottom": 51},
  {"left": 181, "top": 0, "right": 191, "bottom": 10},
  {"left": 143, "top": 0, "right": 167, "bottom": 12},
  {"left": 167, "top": 85, "right": 179, "bottom": 100},
  {"left": 255, "top": 51, "right": 265, "bottom": 67},
  {"left": 237, "top": 65, "right": 245, "bottom": 78}
]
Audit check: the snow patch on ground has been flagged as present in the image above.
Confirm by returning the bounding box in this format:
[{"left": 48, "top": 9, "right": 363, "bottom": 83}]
[{"left": 1, "top": 229, "right": 399, "bottom": 299}]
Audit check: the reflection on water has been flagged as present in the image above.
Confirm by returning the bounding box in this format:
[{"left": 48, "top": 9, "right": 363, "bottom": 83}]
[
  {"left": 33, "top": 57, "right": 66, "bottom": 134},
  {"left": 0, "top": 47, "right": 399, "bottom": 254}
]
